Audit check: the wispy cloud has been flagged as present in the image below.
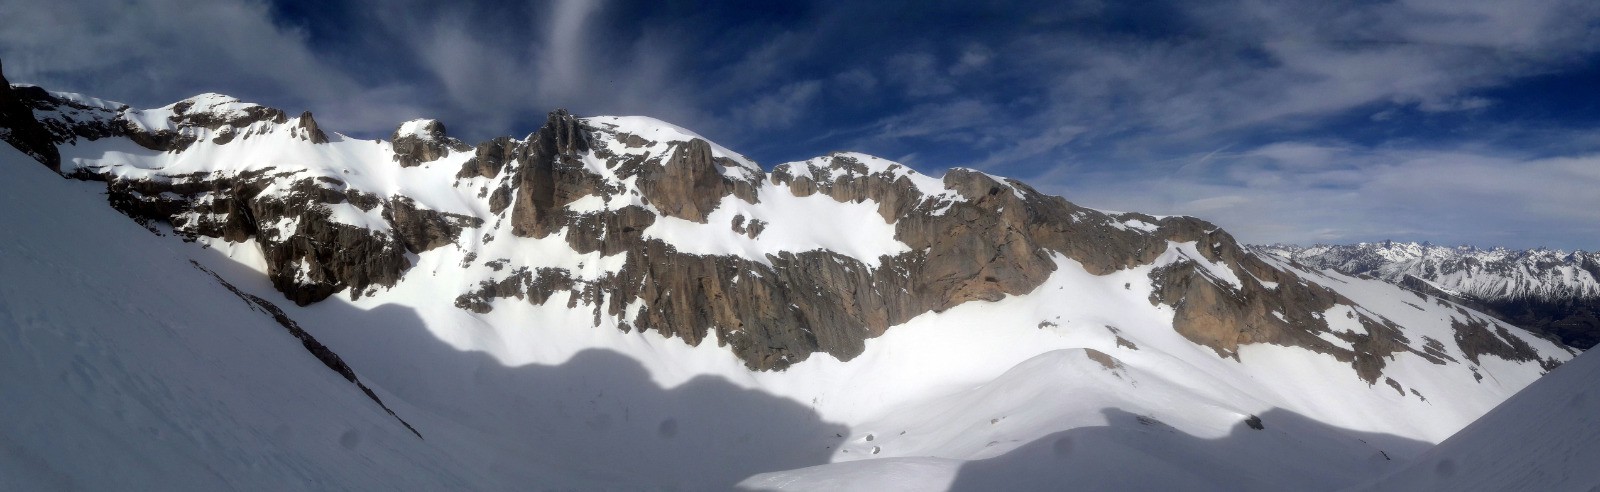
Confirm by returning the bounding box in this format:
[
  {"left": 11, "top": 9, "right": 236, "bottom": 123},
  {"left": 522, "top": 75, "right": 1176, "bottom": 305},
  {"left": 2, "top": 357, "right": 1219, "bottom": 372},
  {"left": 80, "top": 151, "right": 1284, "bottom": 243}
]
[
  {"left": 1056, "top": 141, "right": 1600, "bottom": 249},
  {"left": 736, "top": 80, "right": 822, "bottom": 130}
]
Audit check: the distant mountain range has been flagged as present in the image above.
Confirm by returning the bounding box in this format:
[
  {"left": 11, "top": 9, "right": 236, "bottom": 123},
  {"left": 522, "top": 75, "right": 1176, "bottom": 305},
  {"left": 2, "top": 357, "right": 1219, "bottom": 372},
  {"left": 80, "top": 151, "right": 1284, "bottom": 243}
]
[{"left": 1256, "top": 242, "right": 1600, "bottom": 349}]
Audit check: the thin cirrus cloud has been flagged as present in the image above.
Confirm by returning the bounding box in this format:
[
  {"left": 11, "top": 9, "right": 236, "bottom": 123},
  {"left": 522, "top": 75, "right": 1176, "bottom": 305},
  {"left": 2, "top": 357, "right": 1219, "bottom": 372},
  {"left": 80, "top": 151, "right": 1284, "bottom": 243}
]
[{"left": 1, "top": 0, "right": 1597, "bottom": 249}]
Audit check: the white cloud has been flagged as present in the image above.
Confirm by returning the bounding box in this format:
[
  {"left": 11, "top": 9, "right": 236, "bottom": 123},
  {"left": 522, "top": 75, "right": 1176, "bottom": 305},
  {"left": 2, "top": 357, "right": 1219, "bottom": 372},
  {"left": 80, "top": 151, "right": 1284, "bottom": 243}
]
[
  {"left": 0, "top": 0, "right": 360, "bottom": 109},
  {"left": 1055, "top": 142, "right": 1600, "bottom": 249},
  {"left": 540, "top": 0, "right": 605, "bottom": 101}
]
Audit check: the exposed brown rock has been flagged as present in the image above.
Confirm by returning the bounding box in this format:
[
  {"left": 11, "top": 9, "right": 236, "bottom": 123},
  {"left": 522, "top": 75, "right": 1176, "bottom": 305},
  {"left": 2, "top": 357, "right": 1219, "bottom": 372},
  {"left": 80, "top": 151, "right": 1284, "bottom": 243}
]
[
  {"left": 1084, "top": 348, "right": 1123, "bottom": 371},
  {"left": 171, "top": 99, "right": 288, "bottom": 130},
  {"left": 563, "top": 206, "right": 656, "bottom": 256},
  {"left": 510, "top": 109, "right": 618, "bottom": 238},
  {"left": 121, "top": 120, "right": 200, "bottom": 152},
  {"left": 1144, "top": 227, "right": 1420, "bottom": 384},
  {"left": 459, "top": 240, "right": 926, "bottom": 369},
  {"left": 633, "top": 138, "right": 756, "bottom": 222},
  {"left": 895, "top": 170, "right": 1055, "bottom": 310},
  {"left": 384, "top": 196, "right": 483, "bottom": 254},
  {"left": 88, "top": 168, "right": 417, "bottom": 306},
  {"left": 458, "top": 136, "right": 522, "bottom": 180},
  {"left": 294, "top": 111, "right": 329, "bottom": 144},
  {"left": 770, "top": 153, "right": 929, "bottom": 222},
  {"left": 1453, "top": 316, "right": 1545, "bottom": 366},
  {"left": 115, "top": 97, "right": 291, "bottom": 153},
  {"left": 13, "top": 85, "right": 125, "bottom": 147},
  {"left": 391, "top": 119, "right": 469, "bottom": 167}
]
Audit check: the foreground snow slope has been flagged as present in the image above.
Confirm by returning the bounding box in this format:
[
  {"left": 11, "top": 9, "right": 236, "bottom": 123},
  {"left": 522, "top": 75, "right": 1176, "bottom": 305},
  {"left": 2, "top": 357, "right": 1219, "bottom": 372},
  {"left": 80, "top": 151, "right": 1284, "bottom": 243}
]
[
  {"left": 0, "top": 146, "right": 477, "bottom": 490},
  {"left": 1, "top": 143, "right": 859, "bottom": 490},
  {"left": 1352, "top": 348, "right": 1600, "bottom": 492}
]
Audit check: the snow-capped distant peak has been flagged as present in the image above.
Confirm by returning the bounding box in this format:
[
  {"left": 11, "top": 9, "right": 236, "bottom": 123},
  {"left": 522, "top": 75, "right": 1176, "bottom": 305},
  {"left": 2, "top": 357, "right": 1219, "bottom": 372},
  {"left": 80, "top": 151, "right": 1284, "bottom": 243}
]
[
  {"left": 1257, "top": 242, "right": 1600, "bottom": 301},
  {"left": 164, "top": 92, "right": 250, "bottom": 111}
]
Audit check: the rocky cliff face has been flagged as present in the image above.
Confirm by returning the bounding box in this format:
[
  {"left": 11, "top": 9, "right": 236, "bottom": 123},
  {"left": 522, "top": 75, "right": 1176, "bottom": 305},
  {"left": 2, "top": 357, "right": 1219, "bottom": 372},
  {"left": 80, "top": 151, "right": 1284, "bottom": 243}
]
[
  {"left": 0, "top": 61, "right": 61, "bottom": 172},
  {"left": 392, "top": 118, "right": 469, "bottom": 168},
  {"left": 0, "top": 74, "right": 1572, "bottom": 379},
  {"left": 7, "top": 88, "right": 479, "bottom": 305}
]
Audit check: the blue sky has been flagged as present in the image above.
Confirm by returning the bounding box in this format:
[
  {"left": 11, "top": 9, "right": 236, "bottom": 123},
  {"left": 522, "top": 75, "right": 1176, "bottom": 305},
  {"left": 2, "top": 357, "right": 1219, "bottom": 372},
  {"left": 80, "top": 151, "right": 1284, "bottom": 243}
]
[{"left": 4, "top": 0, "right": 1599, "bottom": 249}]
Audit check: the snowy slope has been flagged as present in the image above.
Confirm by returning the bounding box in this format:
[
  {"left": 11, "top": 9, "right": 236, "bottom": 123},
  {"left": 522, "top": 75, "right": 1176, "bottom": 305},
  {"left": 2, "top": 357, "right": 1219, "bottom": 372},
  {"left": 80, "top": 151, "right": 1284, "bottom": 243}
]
[
  {"left": 0, "top": 83, "right": 1582, "bottom": 490},
  {"left": 1351, "top": 348, "right": 1600, "bottom": 492},
  {"left": 0, "top": 144, "right": 850, "bottom": 490},
  {"left": 0, "top": 146, "right": 482, "bottom": 490}
]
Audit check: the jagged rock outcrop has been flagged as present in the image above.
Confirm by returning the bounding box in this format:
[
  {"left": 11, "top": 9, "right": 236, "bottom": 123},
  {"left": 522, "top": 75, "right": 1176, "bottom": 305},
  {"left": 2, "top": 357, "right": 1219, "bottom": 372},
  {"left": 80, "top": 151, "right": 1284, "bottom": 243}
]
[
  {"left": 771, "top": 153, "right": 926, "bottom": 221},
  {"left": 1452, "top": 315, "right": 1561, "bottom": 371},
  {"left": 509, "top": 109, "right": 615, "bottom": 238},
  {"left": 1145, "top": 233, "right": 1418, "bottom": 383},
  {"left": 384, "top": 196, "right": 483, "bottom": 254},
  {"left": 87, "top": 168, "right": 414, "bottom": 305},
  {"left": 630, "top": 137, "right": 758, "bottom": 222},
  {"left": 293, "top": 111, "right": 329, "bottom": 144},
  {"left": 458, "top": 136, "right": 522, "bottom": 181},
  {"left": 391, "top": 119, "right": 470, "bottom": 167},
  {"left": 0, "top": 60, "right": 62, "bottom": 172},
  {"left": 0, "top": 74, "right": 456, "bottom": 306},
  {"left": 124, "top": 95, "right": 291, "bottom": 152},
  {"left": 898, "top": 170, "right": 1058, "bottom": 308}
]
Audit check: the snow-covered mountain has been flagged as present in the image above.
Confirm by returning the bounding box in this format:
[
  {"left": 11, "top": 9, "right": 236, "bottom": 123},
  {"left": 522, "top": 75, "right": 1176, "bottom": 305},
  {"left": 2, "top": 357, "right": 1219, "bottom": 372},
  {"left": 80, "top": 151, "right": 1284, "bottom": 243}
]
[
  {"left": 0, "top": 64, "right": 1583, "bottom": 490},
  {"left": 1258, "top": 242, "right": 1600, "bottom": 349},
  {"left": 1257, "top": 242, "right": 1600, "bottom": 302}
]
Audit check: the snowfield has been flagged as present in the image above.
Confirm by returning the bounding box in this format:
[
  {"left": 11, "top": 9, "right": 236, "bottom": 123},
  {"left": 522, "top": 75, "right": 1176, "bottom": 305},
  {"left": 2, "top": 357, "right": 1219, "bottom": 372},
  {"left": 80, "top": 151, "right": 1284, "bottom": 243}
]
[{"left": 1352, "top": 347, "right": 1600, "bottom": 491}]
